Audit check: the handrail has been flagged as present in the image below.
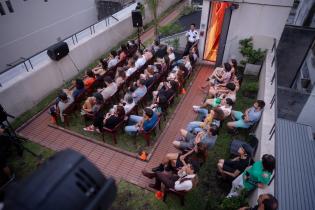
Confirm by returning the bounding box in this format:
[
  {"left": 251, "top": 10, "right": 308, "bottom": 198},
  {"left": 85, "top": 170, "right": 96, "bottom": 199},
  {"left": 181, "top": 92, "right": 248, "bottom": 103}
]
[{"left": 0, "top": 2, "right": 136, "bottom": 86}]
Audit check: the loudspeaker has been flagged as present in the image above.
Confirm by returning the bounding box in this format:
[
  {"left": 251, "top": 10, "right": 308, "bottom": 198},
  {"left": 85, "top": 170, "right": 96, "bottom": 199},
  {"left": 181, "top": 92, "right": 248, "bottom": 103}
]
[
  {"left": 47, "top": 41, "right": 69, "bottom": 61},
  {"left": 4, "top": 149, "right": 117, "bottom": 210},
  {"left": 132, "top": 10, "right": 143, "bottom": 27}
]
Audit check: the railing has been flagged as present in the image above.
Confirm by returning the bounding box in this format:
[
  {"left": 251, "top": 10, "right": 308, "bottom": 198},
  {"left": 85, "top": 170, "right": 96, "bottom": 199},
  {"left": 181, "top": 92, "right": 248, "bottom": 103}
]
[
  {"left": 0, "top": 1, "right": 136, "bottom": 87},
  {"left": 269, "top": 38, "right": 277, "bottom": 140}
]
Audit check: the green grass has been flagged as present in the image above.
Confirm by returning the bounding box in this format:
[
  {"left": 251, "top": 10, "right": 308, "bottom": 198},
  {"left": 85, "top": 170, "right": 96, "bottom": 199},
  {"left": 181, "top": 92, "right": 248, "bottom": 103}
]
[
  {"left": 7, "top": 141, "right": 55, "bottom": 179},
  {"left": 107, "top": 75, "right": 258, "bottom": 210}
]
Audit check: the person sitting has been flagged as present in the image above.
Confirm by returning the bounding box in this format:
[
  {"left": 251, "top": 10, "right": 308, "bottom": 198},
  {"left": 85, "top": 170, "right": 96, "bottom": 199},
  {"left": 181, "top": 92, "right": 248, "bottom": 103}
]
[
  {"left": 131, "top": 79, "right": 147, "bottom": 103},
  {"left": 173, "top": 125, "right": 218, "bottom": 151},
  {"left": 62, "top": 79, "right": 85, "bottom": 101},
  {"left": 50, "top": 92, "right": 74, "bottom": 123},
  {"left": 190, "top": 46, "right": 198, "bottom": 64},
  {"left": 193, "top": 97, "right": 234, "bottom": 120},
  {"left": 217, "top": 144, "right": 252, "bottom": 180},
  {"left": 238, "top": 193, "right": 278, "bottom": 210},
  {"left": 208, "top": 82, "right": 237, "bottom": 101},
  {"left": 119, "top": 44, "right": 128, "bottom": 61},
  {"left": 119, "top": 95, "right": 135, "bottom": 114},
  {"left": 115, "top": 67, "right": 126, "bottom": 86},
  {"left": 211, "top": 62, "right": 232, "bottom": 86},
  {"left": 125, "top": 58, "right": 137, "bottom": 77},
  {"left": 230, "top": 58, "right": 238, "bottom": 80},
  {"left": 142, "top": 66, "right": 157, "bottom": 88},
  {"left": 83, "top": 105, "right": 125, "bottom": 132},
  {"left": 152, "top": 39, "right": 161, "bottom": 53},
  {"left": 144, "top": 49, "right": 153, "bottom": 61},
  {"left": 124, "top": 108, "right": 158, "bottom": 136},
  {"left": 81, "top": 93, "right": 103, "bottom": 116},
  {"left": 227, "top": 154, "right": 275, "bottom": 198},
  {"left": 108, "top": 50, "right": 119, "bottom": 69},
  {"left": 83, "top": 69, "right": 96, "bottom": 90},
  {"left": 152, "top": 142, "right": 206, "bottom": 173},
  {"left": 98, "top": 76, "right": 118, "bottom": 101},
  {"left": 186, "top": 107, "right": 225, "bottom": 133},
  {"left": 92, "top": 59, "right": 107, "bottom": 78},
  {"left": 167, "top": 47, "right": 175, "bottom": 63},
  {"left": 135, "top": 49, "right": 147, "bottom": 69},
  {"left": 227, "top": 100, "right": 265, "bottom": 130},
  {"left": 142, "top": 162, "right": 199, "bottom": 191},
  {"left": 149, "top": 95, "right": 168, "bottom": 116}
]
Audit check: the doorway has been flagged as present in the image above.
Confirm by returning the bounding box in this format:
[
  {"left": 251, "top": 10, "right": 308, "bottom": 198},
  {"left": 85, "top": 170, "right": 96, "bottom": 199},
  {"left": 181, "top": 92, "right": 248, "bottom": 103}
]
[{"left": 203, "top": 1, "right": 232, "bottom": 63}]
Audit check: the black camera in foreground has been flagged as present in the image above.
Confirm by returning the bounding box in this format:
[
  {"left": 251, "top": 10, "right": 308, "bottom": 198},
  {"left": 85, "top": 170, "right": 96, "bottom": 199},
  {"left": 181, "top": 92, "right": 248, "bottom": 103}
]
[{"left": 3, "top": 149, "right": 117, "bottom": 210}]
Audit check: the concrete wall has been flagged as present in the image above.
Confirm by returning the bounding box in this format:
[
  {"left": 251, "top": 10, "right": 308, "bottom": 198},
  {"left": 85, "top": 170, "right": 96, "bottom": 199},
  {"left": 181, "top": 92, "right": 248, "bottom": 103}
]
[
  {"left": 0, "top": 0, "right": 98, "bottom": 73},
  {"left": 250, "top": 48, "right": 277, "bottom": 205},
  {"left": 0, "top": 0, "right": 180, "bottom": 118},
  {"left": 198, "top": 0, "right": 293, "bottom": 63}
]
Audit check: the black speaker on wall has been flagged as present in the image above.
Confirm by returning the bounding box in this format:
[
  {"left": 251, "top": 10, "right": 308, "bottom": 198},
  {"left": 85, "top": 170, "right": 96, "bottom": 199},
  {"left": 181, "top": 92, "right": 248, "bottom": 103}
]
[
  {"left": 132, "top": 10, "right": 143, "bottom": 27},
  {"left": 47, "top": 41, "right": 69, "bottom": 61}
]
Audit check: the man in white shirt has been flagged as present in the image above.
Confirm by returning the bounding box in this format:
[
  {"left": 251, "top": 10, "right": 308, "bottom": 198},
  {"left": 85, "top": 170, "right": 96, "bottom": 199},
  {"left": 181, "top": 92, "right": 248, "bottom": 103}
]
[
  {"left": 108, "top": 50, "right": 119, "bottom": 69},
  {"left": 135, "top": 55, "right": 147, "bottom": 69},
  {"left": 142, "top": 163, "right": 198, "bottom": 191},
  {"left": 184, "top": 23, "right": 199, "bottom": 56}
]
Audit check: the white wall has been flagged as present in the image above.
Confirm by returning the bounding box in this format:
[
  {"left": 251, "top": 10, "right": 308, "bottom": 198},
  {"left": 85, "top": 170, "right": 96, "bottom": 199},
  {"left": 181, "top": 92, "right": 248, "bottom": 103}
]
[
  {"left": 223, "top": 1, "right": 293, "bottom": 62},
  {"left": 0, "top": 0, "right": 180, "bottom": 118},
  {"left": 250, "top": 48, "right": 277, "bottom": 205},
  {"left": 0, "top": 0, "right": 98, "bottom": 73},
  {"left": 198, "top": 0, "right": 293, "bottom": 62}
]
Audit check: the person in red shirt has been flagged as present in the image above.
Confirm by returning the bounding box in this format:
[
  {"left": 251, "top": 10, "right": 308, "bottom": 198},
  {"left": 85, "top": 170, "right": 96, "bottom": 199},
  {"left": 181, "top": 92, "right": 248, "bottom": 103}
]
[{"left": 83, "top": 70, "right": 96, "bottom": 90}]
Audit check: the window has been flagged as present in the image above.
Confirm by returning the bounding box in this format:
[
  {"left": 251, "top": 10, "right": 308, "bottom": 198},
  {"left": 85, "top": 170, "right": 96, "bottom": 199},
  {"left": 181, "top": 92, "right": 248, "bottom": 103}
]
[
  {"left": 5, "top": 0, "right": 14, "bottom": 13},
  {"left": 0, "top": 3, "right": 5, "bottom": 16}
]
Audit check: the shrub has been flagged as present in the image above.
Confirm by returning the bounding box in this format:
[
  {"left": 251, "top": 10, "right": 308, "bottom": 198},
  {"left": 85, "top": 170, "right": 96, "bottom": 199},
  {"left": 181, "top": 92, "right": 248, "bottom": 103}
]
[
  {"left": 159, "top": 22, "right": 183, "bottom": 37},
  {"left": 181, "top": 5, "right": 196, "bottom": 16},
  {"left": 239, "top": 38, "right": 266, "bottom": 66}
]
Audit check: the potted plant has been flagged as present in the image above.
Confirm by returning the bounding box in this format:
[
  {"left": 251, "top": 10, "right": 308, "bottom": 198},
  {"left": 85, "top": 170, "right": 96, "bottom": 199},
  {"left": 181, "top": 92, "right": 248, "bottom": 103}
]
[{"left": 239, "top": 38, "right": 266, "bottom": 76}]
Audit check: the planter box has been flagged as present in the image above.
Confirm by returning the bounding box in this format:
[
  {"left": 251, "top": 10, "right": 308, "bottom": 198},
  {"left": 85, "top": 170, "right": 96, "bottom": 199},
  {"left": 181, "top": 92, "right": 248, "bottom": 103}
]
[{"left": 244, "top": 63, "right": 261, "bottom": 76}]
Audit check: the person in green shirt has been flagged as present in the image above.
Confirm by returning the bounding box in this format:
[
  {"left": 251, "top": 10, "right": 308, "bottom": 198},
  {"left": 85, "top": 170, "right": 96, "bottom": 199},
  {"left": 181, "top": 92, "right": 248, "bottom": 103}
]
[{"left": 227, "top": 154, "right": 275, "bottom": 198}]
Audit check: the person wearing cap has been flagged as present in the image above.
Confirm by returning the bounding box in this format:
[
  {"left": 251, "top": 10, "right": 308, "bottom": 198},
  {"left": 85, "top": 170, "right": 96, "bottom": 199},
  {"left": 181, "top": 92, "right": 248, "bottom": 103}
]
[
  {"left": 124, "top": 108, "right": 158, "bottom": 136},
  {"left": 142, "top": 162, "right": 199, "bottom": 192},
  {"left": 183, "top": 23, "right": 199, "bottom": 56},
  {"left": 217, "top": 144, "right": 252, "bottom": 180}
]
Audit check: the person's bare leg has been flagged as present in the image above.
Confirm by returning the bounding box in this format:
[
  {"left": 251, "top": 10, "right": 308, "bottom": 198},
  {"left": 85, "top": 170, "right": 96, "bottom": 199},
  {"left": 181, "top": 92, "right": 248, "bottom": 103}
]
[
  {"left": 162, "top": 153, "right": 178, "bottom": 165},
  {"left": 172, "top": 140, "right": 181, "bottom": 149}
]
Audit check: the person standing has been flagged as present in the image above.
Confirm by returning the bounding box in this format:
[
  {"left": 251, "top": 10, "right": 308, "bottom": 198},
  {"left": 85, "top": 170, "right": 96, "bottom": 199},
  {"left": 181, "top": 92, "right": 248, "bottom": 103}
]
[{"left": 184, "top": 23, "right": 199, "bottom": 56}]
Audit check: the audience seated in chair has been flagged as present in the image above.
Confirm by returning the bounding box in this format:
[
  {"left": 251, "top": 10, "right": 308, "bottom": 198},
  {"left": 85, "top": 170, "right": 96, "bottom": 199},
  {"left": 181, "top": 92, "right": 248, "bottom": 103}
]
[
  {"left": 217, "top": 144, "right": 252, "bottom": 180},
  {"left": 227, "top": 154, "right": 275, "bottom": 198},
  {"left": 83, "top": 69, "right": 96, "bottom": 90},
  {"left": 152, "top": 143, "right": 206, "bottom": 174},
  {"left": 92, "top": 59, "right": 107, "bottom": 78},
  {"left": 186, "top": 107, "right": 225, "bottom": 133},
  {"left": 119, "top": 44, "right": 128, "bottom": 61},
  {"left": 108, "top": 50, "right": 119, "bottom": 69},
  {"left": 238, "top": 193, "right": 278, "bottom": 210},
  {"left": 119, "top": 95, "right": 136, "bottom": 114},
  {"left": 81, "top": 93, "right": 103, "bottom": 116},
  {"left": 125, "top": 58, "right": 137, "bottom": 77},
  {"left": 83, "top": 105, "right": 125, "bottom": 133},
  {"left": 227, "top": 100, "right": 265, "bottom": 131},
  {"left": 124, "top": 108, "right": 158, "bottom": 136},
  {"left": 62, "top": 79, "right": 85, "bottom": 101},
  {"left": 149, "top": 95, "right": 168, "bottom": 116},
  {"left": 208, "top": 82, "right": 237, "bottom": 101},
  {"left": 98, "top": 76, "right": 118, "bottom": 101},
  {"left": 173, "top": 125, "right": 218, "bottom": 151},
  {"left": 130, "top": 79, "right": 147, "bottom": 103},
  {"left": 50, "top": 92, "right": 74, "bottom": 123},
  {"left": 142, "top": 161, "right": 199, "bottom": 192},
  {"left": 153, "top": 80, "right": 178, "bottom": 103},
  {"left": 115, "top": 67, "right": 126, "bottom": 86},
  {"left": 193, "top": 97, "right": 234, "bottom": 120},
  {"left": 135, "top": 49, "right": 146, "bottom": 69},
  {"left": 167, "top": 47, "right": 175, "bottom": 63}
]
